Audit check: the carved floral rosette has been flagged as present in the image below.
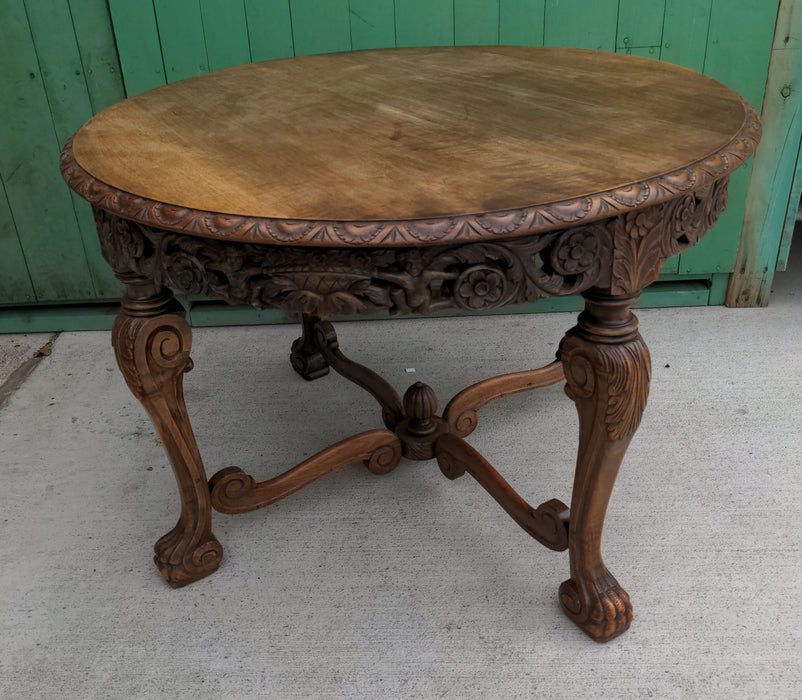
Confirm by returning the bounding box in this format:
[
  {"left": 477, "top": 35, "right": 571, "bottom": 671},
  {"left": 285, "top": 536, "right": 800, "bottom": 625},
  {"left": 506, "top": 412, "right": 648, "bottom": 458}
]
[{"left": 92, "top": 170, "right": 731, "bottom": 318}]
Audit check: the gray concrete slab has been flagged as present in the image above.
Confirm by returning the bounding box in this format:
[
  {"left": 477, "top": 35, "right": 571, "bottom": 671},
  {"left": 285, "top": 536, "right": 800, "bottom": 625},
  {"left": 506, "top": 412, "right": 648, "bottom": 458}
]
[{"left": 1, "top": 252, "right": 800, "bottom": 698}]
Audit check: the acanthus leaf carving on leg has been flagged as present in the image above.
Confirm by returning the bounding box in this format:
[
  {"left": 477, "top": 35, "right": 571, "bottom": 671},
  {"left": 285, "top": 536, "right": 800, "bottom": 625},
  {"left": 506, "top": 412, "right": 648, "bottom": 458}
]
[{"left": 558, "top": 291, "right": 651, "bottom": 641}]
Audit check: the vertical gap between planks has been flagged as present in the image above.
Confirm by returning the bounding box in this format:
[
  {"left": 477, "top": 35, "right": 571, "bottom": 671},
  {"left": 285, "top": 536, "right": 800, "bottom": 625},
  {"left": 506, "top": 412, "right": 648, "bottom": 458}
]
[
  {"left": 21, "top": 0, "right": 98, "bottom": 298},
  {"left": 657, "top": 0, "right": 667, "bottom": 57},
  {"left": 65, "top": 0, "right": 94, "bottom": 111},
  {"left": 348, "top": 0, "right": 353, "bottom": 50},
  {"left": 0, "top": 176, "right": 37, "bottom": 303},
  {"left": 287, "top": 0, "right": 297, "bottom": 56},
  {"left": 700, "top": 0, "right": 715, "bottom": 75},
  {"left": 242, "top": 0, "right": 254, "bottom": 62},
  {"left": 196, "top": 0, "right": 212, "bottom": 72}
]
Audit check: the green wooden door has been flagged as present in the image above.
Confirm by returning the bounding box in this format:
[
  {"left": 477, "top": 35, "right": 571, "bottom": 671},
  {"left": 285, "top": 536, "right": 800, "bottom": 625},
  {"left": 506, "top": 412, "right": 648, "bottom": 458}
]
[
  {"left": 0, "top": 0, "right": 793, "bottom": 331},
  {"left": 0, "top": 0, "right": 124, "bottom": 312}
]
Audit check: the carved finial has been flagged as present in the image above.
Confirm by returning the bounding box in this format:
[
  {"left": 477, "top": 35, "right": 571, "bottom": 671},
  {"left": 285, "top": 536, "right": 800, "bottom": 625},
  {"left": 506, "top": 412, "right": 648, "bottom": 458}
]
[{"left": 402, "top": 382, "right": 438, "bottom": 436}]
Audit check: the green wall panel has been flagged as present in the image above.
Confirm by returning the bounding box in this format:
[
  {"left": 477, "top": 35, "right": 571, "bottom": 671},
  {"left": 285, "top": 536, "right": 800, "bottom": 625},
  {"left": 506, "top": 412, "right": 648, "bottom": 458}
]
[
  {"left": 290, "top": 0, "right": 352, "bottom": 55},
  {"left": 396, "top": 0, "right": 455, "bottom": 47},
  {"left": 544, "top": 0, "right": 618, "bottom": 51},
  {"left": 349, "top": 0, "right": 396, "bottom": 50},
  {"left": 616, "top": 0, "right": 665, "bottom": 53},
  {"left": 201, "top": 0, "right": 252, "bottom": 70},
  {"left": 24, "top": 0, "right": 119, "bottom": 298},
  {"left": 245, "top": 0, "right": 295, "bottom": 61},
  {"left": 68, "top": 0, "right": 127, "bottom": 114},
  {"left": 499, "top": 0, "right": 545, "bottom": 45},
  {"left": 679, "top": 0, "right": 777, "bottom": 275},
  {"left": 660, "top": 0, "right": 712, "bottom": 70},
  {"left": 455, "top": 0, "right": 500, "bottom": 46},
  {"left": 154, "top": 0, "right": 209, "bottom": 82},
  {"left": 0, "top": 0, "right": 96, "bottom": 302},
  {"left": 0, "top": 179, "right": 36, "bottom": 305},
  {"left": 107, "top": 0, "right": 165, "bottom": 96}
]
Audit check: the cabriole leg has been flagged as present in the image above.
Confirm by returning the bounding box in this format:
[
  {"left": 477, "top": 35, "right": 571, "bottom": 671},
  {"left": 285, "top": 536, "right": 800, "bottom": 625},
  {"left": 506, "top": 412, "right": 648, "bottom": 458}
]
[
  {"left": 558, "top": 291, "right": 651, "bottom": 641},
  {"left": 112, "top": 275, "right": 222, "bottom": 587}
]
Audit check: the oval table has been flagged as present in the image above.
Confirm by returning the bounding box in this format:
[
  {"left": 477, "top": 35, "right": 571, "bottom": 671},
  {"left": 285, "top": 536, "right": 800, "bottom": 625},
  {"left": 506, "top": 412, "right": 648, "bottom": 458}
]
[{"left": 61, "top": 46, "right": 759, "bottom": 642}]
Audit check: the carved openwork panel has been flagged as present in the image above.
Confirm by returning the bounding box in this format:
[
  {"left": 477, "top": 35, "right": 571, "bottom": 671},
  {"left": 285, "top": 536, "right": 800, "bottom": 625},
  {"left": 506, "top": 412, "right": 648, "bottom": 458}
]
[
  {"left": 93, "top": 171, "right": 730, "bottom": 318},
  {"left": 94, "top": 209, "right": 616, "bottom": 317}
]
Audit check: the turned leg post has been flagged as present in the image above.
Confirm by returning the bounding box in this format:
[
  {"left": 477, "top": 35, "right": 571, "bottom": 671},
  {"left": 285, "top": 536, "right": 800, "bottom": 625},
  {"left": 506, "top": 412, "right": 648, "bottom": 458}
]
[
  {"left": 112, "top": 274, "right": 222, "bottom": 587},
  {"left": 558, "top": 290, "right": 651, "bottom": 641}
]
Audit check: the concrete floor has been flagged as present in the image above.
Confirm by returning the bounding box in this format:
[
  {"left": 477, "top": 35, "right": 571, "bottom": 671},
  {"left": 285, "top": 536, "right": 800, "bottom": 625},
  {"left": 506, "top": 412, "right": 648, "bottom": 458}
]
[{"left": 1, "top": 247, "right": 800, "bottom": 699}]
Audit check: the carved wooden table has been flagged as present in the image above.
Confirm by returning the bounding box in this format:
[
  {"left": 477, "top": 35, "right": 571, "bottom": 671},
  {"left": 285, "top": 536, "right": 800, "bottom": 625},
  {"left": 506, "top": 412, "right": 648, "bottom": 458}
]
[{"left": 61, "top": 47, "right": 759, "bottom": 642}]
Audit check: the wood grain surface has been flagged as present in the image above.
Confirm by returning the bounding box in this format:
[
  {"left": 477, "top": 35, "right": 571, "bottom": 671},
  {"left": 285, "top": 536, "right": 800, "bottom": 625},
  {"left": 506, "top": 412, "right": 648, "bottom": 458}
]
[{"left": 71, "top": 46, "right": 752, "bottom": 226}]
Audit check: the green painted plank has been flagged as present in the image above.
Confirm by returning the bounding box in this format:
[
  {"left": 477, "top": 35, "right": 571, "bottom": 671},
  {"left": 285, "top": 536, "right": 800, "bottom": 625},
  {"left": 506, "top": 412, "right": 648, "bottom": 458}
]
[
  {"left": 660, "top": 255, "right": 679, "bottom": 274},
  {"left": 107, "top": 0, "right": 165, "bottom": 96},
  {"left": 708, "top": 272, "right": 729, "bottom": 305},
  {"left": 702, "top": 0, "right": 777, "bottom": 111},
  {"left": 499, "top": 0, "right": 545, "bottom": 45},
  {"left": 67, "top": 0, "right": 126, "bottom": 113},
  {"left": 67, "top": 0, "right": 122, "bottom": 296},
  {"left": 0, "top": 178, "right": 36, "bottom": 304},
  {"left": 727, "top": 0, "right": 802, "bottom": 306},
  {"left": 349, "top": 0, "right": 395, "bottom": 50},
  {"left": 23, "top": 0, "right": 93, "bottom": 145},
  {"left": 680, "top": 164, "right": 753, "bottom": 275},
  {"left": 155, "top": 0, "right": 209, "bottom": 81},
  {"left": 62, "top": 0, "right": 125, "bottom": 295},
  {"left": 245, "top": 0, "right": 295, "bottom": 61},
  {"left": 24, "top": 0, "right": 119, "bottom": 299},
  {"left": 0, "top": 303, "right": 119, "bottom": 333},
  {"left": 455, "top": 0, "right": 500, "bottom": 46},
  {"left": 200, "top": 0, "right": 252, "bottom": 70},
  {"left": 543, "top": 0, "right": 618, "bottom": 51},
  {"left": 776, "top": 131, "right": 802, "bottom": 270},
  {"left": 680, "top": 0, "right": 778, "bottom": 278},
  {"left": 289, "top": 0, "right": 351, "bottom": 55},
  {"left": 0, "top": 0, "right": 96, "bottom": 302},
  {"left": 616, "top": 0, "right": 665, "bottom": 52},
  {"left": 660, "top": 0, "right": 712, "bottom": 70},
  {"left": 187, "top": 301, "right": 294, "bottom": 327},
  {"left": 395, "top": 0, "right": 454, "bottom": 47}
]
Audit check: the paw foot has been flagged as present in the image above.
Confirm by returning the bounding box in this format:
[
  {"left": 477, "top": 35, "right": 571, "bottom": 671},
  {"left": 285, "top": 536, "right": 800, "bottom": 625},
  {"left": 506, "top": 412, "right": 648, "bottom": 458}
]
[{"left": 559, "top": 570, "right": 632, "bottom": 642}]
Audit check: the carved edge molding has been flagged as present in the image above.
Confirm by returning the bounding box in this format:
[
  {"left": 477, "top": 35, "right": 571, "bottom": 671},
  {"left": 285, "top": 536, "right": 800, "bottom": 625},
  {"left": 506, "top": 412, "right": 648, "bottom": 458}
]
[
  {"left": 61, "top": 99, "right": 759, "bottom": 248},
  {"left": 91, "top": 169, "right": 730, "bottom": 319}
]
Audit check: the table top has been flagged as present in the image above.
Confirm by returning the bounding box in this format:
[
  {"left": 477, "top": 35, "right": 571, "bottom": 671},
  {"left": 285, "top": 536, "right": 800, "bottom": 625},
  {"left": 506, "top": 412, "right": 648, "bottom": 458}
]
[{"left": 62, "top": 46, "right": 759, "bottom": 248}]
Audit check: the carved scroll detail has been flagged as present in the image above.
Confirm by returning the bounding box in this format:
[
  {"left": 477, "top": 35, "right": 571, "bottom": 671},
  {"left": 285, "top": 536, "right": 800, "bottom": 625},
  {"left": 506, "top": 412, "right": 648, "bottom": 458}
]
[
  {"left": 434, "top": 434, "right": 570, "bottom": 551},
  {"left": 209, "top": 430, "right": 402, "bottom": 514}
]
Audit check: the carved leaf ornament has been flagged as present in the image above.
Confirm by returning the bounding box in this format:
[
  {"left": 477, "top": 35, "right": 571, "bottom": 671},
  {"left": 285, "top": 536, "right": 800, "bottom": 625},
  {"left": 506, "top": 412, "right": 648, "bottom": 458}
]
[{"left": 93, "top": 168, "right": 731, "bottom": 319}]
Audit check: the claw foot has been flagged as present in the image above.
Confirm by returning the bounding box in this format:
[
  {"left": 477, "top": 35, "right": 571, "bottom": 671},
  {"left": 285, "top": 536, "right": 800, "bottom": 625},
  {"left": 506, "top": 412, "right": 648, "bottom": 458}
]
[{"left": 559, "top": 568, "right": 632, "bottom": 642}]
